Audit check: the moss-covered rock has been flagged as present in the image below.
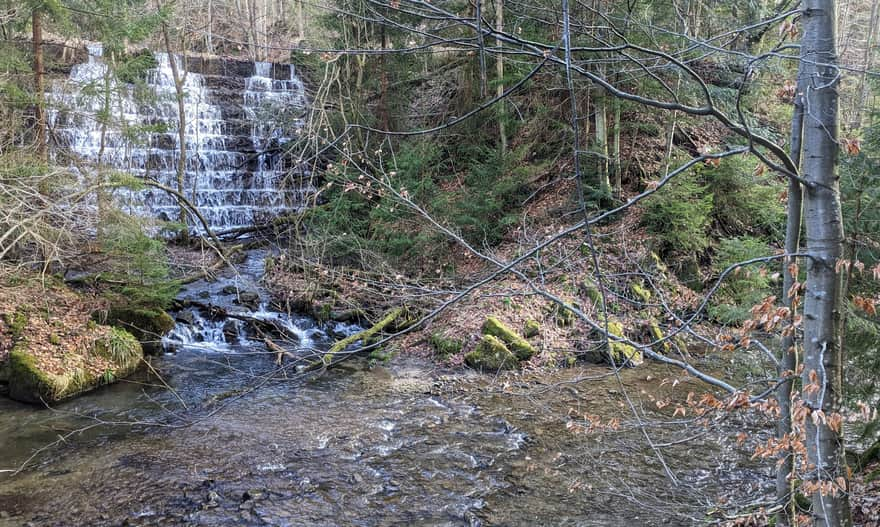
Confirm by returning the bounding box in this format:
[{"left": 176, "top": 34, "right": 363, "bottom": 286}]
[
  {"left": 7, "top": 327, "right": 142, "bottom": 404},
  {"left": 94, "top": 307, "right": 175, "bottom": 354},
  {"left": 429, "top": 333, "right": 463, "bottom": 358},
  {"left": 4, "top": 309, "right": 28, "bottom": 340},
  {"left": 523, "top": 319, "right": 541, "bottom": 338},
  {"left": 464, "top": 334, "right": 517, "bottom": 371},
  {"left": 607, "top": 320, "right": 643, "bottom": 366},
  {"left": 647, "top": 318, "right": 671, "bottom": 353},
  {"left": 549, "top": 300, "right": 581, "bottom": 327},
  {"left": 630, "top": 283, "right": 651, "bottom": 304},
  {"left": 580, "top": 280, "right": 602, "bottom": 305},
  {"left": 648, "top": 251, "right": 668, "bottom": 274},
  {"left": 482, "top": 317, "right": 535, "bottom": 360}
]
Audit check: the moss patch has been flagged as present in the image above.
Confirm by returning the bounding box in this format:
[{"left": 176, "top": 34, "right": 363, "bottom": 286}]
[
  {"left": 465, "top": 334, "right": 517, "bottom": 371},
  {"left": 580, "top": 280, "right": 602, "bottom": 305},
  {"left": 607, "top": 320, "right": 642, "bottom": 366},
  {"left": 523, "top": 319, "right": 541, "bottom": 338},
  {"left": 630, "top": 283, "right": 651, "bottom": 304},
  {"left": 95, "top": 307, "right": 174, "bottom": 354},
  {"left": 482, "top": 316, "right": 535, "bottom": 360},
  {"left": 429, "top": 332, "right": 463, "bottom": 358}
]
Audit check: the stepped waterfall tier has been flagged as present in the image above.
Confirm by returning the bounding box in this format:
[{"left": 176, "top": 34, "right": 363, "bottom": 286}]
[{"left": 46, "top": 44, "right": 313, "bottom": 232}]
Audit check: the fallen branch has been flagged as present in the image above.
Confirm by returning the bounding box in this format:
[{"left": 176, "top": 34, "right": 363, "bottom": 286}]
[{"left": 177, "top": 244, "right": 243, "bottom": 284}]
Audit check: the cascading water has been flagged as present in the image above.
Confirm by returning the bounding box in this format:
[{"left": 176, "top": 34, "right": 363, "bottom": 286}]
[
  {"left": 46, "top": 43, "right": 314, "bottom": 233},
  {"left": 45, "top": 43, "right": 348, "bottom": 353}
]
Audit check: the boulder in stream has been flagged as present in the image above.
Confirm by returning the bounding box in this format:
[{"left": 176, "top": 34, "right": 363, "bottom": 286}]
[
  {"left": 234, "top": 291, "right": 261, "bottom": 310},
  {"left": 7, "top": 327, "right": 142, "bottom": 405},
  {"left": 93, "top": 307, "right": 176, "bottom": 355}
]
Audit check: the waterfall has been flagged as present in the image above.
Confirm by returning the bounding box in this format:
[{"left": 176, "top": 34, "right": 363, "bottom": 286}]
[{"left": 46, "top": 43, "right": 313, "bottom": 233}]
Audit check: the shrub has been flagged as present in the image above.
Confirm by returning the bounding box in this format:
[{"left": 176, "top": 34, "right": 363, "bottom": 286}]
[
  {"left": 642, "top": 170, "right": 714, "bottom": 256},
  {"left": 100, "top": 209, "right": 178, "bottom": 310},
  {"left": 707, "top": 236, "right": 774, "bottom": 324},
  {"left": 704, "top": 156, "right": 785, "bottom": 240}
]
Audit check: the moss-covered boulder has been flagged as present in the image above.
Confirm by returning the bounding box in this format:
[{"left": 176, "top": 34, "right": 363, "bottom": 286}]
[
  {"left": 580, "top": 279, "right": 603, "bottom": 305},
  {"left": 94, "top": 307, "right": 175, "bottom": 354},
  {"left": 8, "top": 327, "right": 142, "bottom": 405},
  {"left": 523, "top": 319, "right": 541, "bottom": 338},
  {"left": 465, "top": 335, "right": 517, "bottom": 371},
  {"left": 647, "top": 318, "right": 672, "bottom": 353},
  {"left": 482, "top": 317, "right": 535, "bottom": 360},
  {"left": 607, "top": 320, "right": 643, "bottom": 366},
  {"left": 630, "top": 283, "right": 651, "bottom": 304}
]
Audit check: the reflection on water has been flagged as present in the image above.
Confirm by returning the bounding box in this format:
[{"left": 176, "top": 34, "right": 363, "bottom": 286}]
[{"left": 0, "top": 353, "right": 770, "bottom": 526}]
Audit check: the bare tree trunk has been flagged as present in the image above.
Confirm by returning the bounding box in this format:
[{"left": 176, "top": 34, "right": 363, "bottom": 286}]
[
  {"left": 594, "top": 73, "right": 609, "bottom": 191},
  {"left": 162, "top": 25, "right": 190, "bottom": 242},
  {"left": 776, "top": 78, "right": 805, "bottom": 527},
  {"left": 297, "top": 0, "right": 305, "bottom": 41},
  {"left": 379, "top": 24, "right": 390, "bottom": 131},
  {"left": 611, "top": 94, "right": 621, "bottom": 196},
  {"left": 206, "top": 0, "right": 214, "bottom": 54},
  {"left": 32, "top": 9, "right": 46, "bottom": 162},
  {"left": 799, "top": 1, "right": 851, "bottom": 525},
  {"left": 475, "top": 0, "right": 487, "bottom": 99},
  {"left": 853, "top": 0, "right": 880, "bottom": 129},
  {"left": 495, "top": 0, "right": 506, "bottom": 154}
]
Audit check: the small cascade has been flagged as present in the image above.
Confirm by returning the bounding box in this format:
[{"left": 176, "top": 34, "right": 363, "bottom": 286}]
[{"left": 46, "top": 43, "right": 314, "bottom": 233}]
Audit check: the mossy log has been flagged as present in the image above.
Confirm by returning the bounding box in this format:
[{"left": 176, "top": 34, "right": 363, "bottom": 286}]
[
  {"left": 482, "top": 317, "right": 535, "bottom": 360},
  {"left": 301, "top": 307, "right": 405, "bottom": 372}
]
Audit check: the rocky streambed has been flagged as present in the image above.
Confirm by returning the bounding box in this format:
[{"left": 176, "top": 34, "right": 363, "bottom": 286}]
[
  {"left": 0, "top": 346, "right": 772, "bottom": 526},
  {"left": 0, "top": 248, "right": 774, "bottom": 526}
]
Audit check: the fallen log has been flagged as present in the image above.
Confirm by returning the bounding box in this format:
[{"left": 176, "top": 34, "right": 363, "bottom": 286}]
[
  {"left": 174, "top": 298, "right": 302, "bottom": 344},
  {"left": 300, "top": 307, "right": 405, "bottom": 373}
]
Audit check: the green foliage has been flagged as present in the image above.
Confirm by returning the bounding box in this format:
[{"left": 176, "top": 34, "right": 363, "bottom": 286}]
[
  {"left": 839, "top": 110, "right": 880, "bottom": 431},
  {"left": 429, "top": 333, "right": 462, "bottom": 358},
  {"left": 642, "top": 170, "right": 714, "bottom": 256},
  {"left": 704, "top": 156, "right": 785, "bottom": 240},
  {"left": 308, "top": 139, "right": 529, "bottom": 267},
  {"left": 94, "top": 327, "right": 142, "bottom": 366},
  {"left": 99, "top": 210, "right": 178, "bottom": 310},
  {"left": 707, "top": 236, "right": 773, "bottom": 324},
  {"left": 115, "top": 49, "right": 159, "bottom": 85},
  {"left": 447, "top": 146, "right": 529, "bottom": 246}
]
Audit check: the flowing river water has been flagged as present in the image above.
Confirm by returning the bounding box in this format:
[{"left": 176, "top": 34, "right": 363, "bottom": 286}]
[
  {"left": 0, "top": 249, "right": 772, "bottom": 526},
  {"left": 0, "top": 352, "right": 772, "bottom": 526},
  {"left": 0, "top": 246, "right": 772, "bottom": 526}
]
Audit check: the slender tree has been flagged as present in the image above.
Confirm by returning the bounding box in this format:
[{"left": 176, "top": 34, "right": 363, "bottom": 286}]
[{"left": 798, "top": 0, "right": 851, "bottom": 525}]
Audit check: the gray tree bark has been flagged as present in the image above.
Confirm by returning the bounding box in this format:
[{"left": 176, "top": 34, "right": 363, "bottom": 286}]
[
  {"left": 777, "top": 78, "right": 805, "bottom": 527},
  {"left": 799, "top": 1, "right": 850, "bottom": 525}
]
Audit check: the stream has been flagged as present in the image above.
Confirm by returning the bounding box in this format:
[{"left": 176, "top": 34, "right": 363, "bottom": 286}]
[{"left": 0, "top": 251, "right": 773, "bottom": 526}]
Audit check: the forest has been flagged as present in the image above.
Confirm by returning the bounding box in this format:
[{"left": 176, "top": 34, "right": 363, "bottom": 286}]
[{"left": 0, "top": 0, "right": 879, "bottom": 525}]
